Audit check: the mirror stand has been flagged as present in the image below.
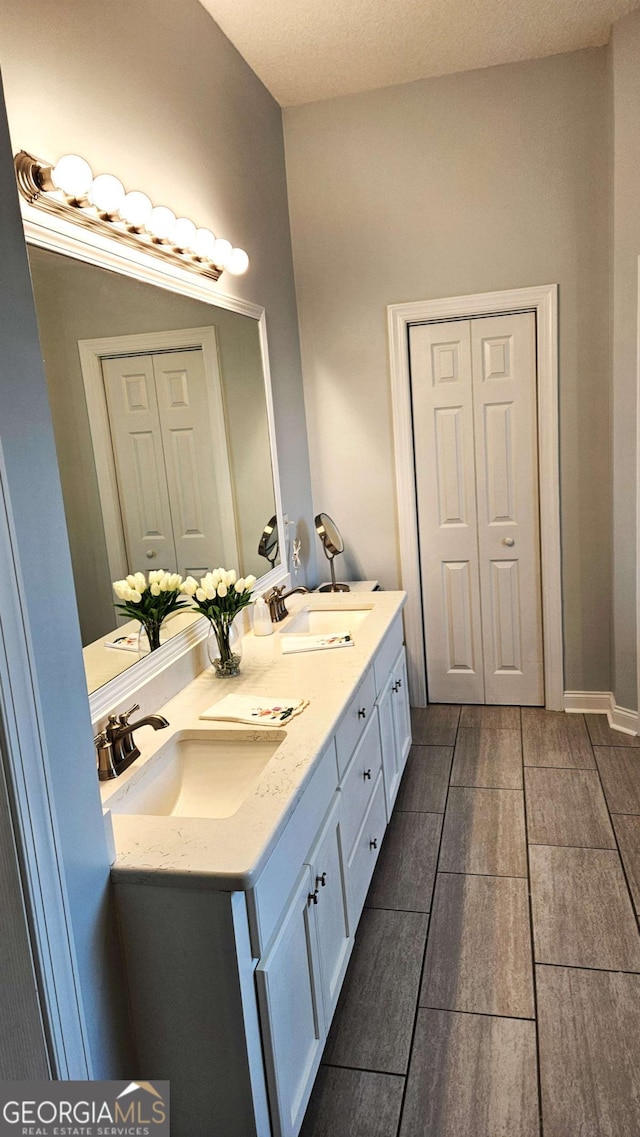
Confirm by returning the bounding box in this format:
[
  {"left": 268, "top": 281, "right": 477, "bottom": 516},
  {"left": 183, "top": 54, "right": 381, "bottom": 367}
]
[{"left": 315, "top": 512, "right": 350, "bottom": 593}]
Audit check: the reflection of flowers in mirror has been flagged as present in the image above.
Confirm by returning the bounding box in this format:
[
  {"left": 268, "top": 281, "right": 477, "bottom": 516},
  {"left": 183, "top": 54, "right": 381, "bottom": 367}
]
[{"left": 112, "top": 570, "right": 186, "bottom": 652}]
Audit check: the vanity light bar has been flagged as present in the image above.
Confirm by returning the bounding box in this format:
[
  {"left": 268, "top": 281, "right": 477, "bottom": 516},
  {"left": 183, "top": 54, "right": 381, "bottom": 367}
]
[{"left": 14, "top": 151, "right": 250, "bottom": 282}]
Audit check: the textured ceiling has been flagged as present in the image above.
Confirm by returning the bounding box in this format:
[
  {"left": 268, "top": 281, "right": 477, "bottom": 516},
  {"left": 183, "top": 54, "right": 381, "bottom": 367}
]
[{"left": 199, "top": 0, "right": 638, "bottom": 106}]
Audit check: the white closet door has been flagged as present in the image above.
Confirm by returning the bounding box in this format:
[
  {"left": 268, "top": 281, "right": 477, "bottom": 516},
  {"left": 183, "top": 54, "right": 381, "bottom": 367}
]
[
  {"left": 470, "top": 313, "right": 543, "bottom": 705},
  {"left": 152, "top": 349, "right": 229, "bottom": 580},
  {"left": 410, "top": 312, "right": 544, "bottom": 706},
  {"left": 102, "top": 355, "right": 178, "bottom": 574},
  {"left": 410, "top": 321, "right": 485, "bottom": 703}
]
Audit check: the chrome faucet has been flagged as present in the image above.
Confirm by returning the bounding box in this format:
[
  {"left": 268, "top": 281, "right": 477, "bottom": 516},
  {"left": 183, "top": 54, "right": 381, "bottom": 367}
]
[
  {"left": 94, "top": 703, "right": 169, "bottom": 781},
  {"left": 263, "top": 584, "right": 311, "bottom": 622}
]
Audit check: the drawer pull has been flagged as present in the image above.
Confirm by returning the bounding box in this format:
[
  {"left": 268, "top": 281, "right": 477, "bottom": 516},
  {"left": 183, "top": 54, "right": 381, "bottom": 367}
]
[
  {"left": 308, "top": 889, "right": 319, "bottom": 906},
  {"left": 316, "top": 872, "right": 327, "bottom": 888},
  {"left": 363, "top": 768, "right": 372, "bottom": 780},
  {"left": 358, "top": 707, "right": 367, "bottom": 719},
  {"left": 392, "top": 681, "right": 400, "bottom": 693},
  {"left": 396, "top": 678, "right": 402, "bottom": 689},
  {"left": 369, "top": 837, "right": 378, "bottom": 850}
]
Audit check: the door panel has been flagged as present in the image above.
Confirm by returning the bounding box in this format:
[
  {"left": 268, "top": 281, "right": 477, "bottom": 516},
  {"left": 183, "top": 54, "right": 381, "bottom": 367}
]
[
  {"left": 104, "top": 348, "right": 235, "bottom": 582},
  {"left": 471, "top": 313, "right": 543, "bottom": 705},
  {"left": 102, "top": 355, "right": 177, "bottom": 573},
  {"left": 441, "top": 559, "right": 476, "bottom": 674},
  {"left": 410, "top": 312, "right": 544, "bottom": 706},
  {"left": 490, "top": 559, "right": 522, "bottom": 672},
  {"left": 410, "top": 321, "right": 484, "bottom": 703},
  {"left": 152, "top": 350, "right": 229, "bottom": 579}
]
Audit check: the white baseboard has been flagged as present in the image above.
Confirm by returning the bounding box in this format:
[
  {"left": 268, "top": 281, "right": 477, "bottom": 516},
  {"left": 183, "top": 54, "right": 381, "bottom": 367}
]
[
  {"left": 564, "top": 691, "right": 638, "bottom": 736},
  {"left": 610, "top": 703, "right": 639, "bottom": 735}
]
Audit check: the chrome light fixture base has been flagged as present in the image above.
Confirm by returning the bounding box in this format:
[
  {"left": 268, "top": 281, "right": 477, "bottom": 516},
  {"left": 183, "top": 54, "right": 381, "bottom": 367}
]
[{"left": 13, "top": 150, "right": 251, "bottom": 283}]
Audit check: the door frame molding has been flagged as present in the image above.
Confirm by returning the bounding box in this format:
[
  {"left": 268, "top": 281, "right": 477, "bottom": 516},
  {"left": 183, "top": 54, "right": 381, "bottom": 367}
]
[
  {"left": 78, "top": 326, "right": 237, "bottom": 587},
  {"left": 388, "top": 283, "right": 562, "bottom": 710},
  {"left": 636, "top": 256, "right": 640, "bottom": 727}
]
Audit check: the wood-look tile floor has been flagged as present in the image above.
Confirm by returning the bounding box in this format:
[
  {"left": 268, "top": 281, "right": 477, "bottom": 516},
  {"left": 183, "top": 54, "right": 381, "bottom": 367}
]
[{"left": 300, "top": 706, "right": 640, "bottom": 1137}]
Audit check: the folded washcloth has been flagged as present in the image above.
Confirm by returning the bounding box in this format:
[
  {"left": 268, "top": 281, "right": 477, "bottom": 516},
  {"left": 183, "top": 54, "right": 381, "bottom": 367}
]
[
  {"left": 199, "top": 694, "right": 309, "bottom": 726},
  {"left": 281, "top": 633, "right": 354, "bottom": 655}
]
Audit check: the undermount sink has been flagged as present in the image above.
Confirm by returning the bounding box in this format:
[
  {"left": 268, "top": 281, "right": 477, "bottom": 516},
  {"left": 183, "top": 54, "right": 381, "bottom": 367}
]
[
  {"left": 283, "top": 607, "right": 372, "bottom": 636},
  {"left": 108, "top": 728, "right": 285, "bottom": 820}
]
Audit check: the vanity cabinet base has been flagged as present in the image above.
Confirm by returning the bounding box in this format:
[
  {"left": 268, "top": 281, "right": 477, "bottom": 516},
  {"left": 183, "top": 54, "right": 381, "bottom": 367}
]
[
  {"left": 114, "top": 883, "right": 271, "bottom": 1137},
  {"left": 113, "top": 617, "right": 411, "bottom": 1137}
]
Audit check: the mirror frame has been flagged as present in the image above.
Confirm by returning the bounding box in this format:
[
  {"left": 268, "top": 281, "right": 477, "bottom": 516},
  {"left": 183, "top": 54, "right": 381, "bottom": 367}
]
[{"left": 20, "top": 198, "right": 288, "bottom": 720}]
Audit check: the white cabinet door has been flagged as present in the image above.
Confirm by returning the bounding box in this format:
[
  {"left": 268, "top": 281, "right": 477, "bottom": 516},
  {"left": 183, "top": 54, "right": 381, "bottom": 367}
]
[
  {"left": 378, "top": 673, "right": 401, "bottom": 819},
  {"left": 391, "top": 649, "right": 412, "bottom": 775},
  {"left": 306, "top": 795, "right": 352, "bottom": 1023},
  {"left": 255, "top": 867, "right": 325, "bottom": 1137},
  {"left": 378, "top": 647, "right": 411, "bottom": 819}
]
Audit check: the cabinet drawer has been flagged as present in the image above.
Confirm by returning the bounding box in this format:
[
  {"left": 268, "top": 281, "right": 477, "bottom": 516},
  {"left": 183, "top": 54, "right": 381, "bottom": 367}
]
[
  {"left": 335, "top": 665, "right": 376, "bottom": 779},
  {"left": 346, "top": 771, "right": 386, "bottom": 928},
  {"left": 373, "top": 614, "right": 404, "bottom": 697},
  {"left": 248, "top": 738, "right": 338, "bottom": 957},
  {"left": 340, "top": 712, "right": 383, "bottom": 857}
]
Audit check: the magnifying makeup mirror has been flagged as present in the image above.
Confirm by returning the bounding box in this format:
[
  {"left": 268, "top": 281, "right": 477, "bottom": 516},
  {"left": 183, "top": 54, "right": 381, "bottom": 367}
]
[
  {"left": 258, "top": 515, "right": 279, "bottom": 568},
  {"left": 315, "top": 513, "right": 350, "bottom": 592}
]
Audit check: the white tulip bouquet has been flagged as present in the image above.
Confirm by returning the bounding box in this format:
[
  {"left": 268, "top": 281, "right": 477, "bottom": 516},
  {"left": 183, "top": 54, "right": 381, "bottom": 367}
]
[
  {"left": 181, "top": 568, "right": 257, "bottom": 676},
  {"left": 112, "top": 570, "right": 186, "bottom": 651}
]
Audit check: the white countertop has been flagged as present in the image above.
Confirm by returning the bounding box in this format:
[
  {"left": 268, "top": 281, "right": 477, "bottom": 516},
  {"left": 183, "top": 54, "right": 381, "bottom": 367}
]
[{"left": 102, "top": 590, "right": 406, "bottom": 890}]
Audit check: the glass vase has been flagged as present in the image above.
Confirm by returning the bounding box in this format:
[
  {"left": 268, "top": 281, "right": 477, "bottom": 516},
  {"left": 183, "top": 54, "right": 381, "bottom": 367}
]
[
  {"left": 207, "top": 616, "right": 243, "bottom": 678},
  {"left": 136, "top": 619, "right": 163, "bottom": 659}
]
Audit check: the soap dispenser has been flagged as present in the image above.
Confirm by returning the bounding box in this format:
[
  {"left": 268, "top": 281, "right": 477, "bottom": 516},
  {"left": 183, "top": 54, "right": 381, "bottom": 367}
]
[{"left": 253, "top": 594, "right": 274, "bottom": 636}]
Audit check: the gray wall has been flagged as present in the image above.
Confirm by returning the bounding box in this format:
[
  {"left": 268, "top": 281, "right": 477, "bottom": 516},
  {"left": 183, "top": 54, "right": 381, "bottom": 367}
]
[
  {"left": 284, "top": 48, "right": 612, "bottom": 695},
  {"left": 0, "top": 0, "right": 313, "bottom": 1077},
  {"left": 611, "top": 9, "right": 640, "bottom": 711},
  {"left": 0, "top": 0, "right": 315, "bottom": 580}
]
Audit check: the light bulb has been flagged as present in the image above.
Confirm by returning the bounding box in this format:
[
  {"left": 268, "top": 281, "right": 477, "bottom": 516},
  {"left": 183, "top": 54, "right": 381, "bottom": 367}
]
[
  {"left": 89, "top": 173, "right": 125, "bottom": 214},
  {"left": 174, "top": 217, "right": 197, "bottom": 249},
  {"left": 226, "top": 248, "right": 249, "bottom": 275},
  {"left": 212, "top": 238, "right": 233, "bottom": 268},
  {"left": 147, "top": 206, "right": 176, "bottom": 242},
  {"left": 119, "top": 190, "right": 152, "bottom": 228},
  {"left": 50, "top": 154, "right": 93, "bottom": 198},
  {"left": 193, "top": 228, "right": 216, "bottom": 259}
]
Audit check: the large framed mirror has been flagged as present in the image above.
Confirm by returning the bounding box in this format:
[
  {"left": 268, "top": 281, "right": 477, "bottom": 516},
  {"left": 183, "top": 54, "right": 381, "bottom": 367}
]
[{"left": 20, "top": 201, "right": 286, "bottom": 714}]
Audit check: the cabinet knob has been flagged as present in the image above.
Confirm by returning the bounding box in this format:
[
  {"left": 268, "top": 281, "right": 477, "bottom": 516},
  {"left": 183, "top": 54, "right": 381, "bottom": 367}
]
[
  {"left": 363, "top": 768, "right": 372, "bottom": 780},
  {"left": 396, "top": 678, "right": 402, "bottom": 689},
  {"left": 308, "top": 889, "right": 319, "bottom": 906},
  {"left": 316, "top": 872, "right": 327, "bottom": 888},
  {"left": 369, "top": 837, "right": 378, "bottom": 850},
  {"left": 145, "top": 549, "right": 157, "bottom": 559},
  {"left": 392, "top": 681, "right": 399, "bottom": 693},
  {"left": 358, "top": 707, "right": 366, "bottom": 719}
]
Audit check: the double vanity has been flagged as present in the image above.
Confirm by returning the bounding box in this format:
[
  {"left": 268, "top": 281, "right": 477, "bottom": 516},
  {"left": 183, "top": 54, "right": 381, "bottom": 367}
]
[{"left": 101, "top": 590, "right": 411, "bottom": 1137}]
